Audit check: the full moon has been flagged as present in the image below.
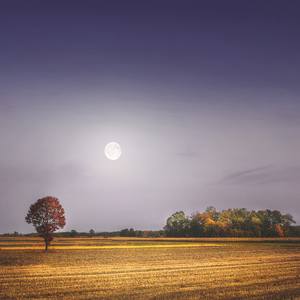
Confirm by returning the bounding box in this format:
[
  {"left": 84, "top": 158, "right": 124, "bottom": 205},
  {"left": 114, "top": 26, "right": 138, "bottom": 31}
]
[{"left": 104, "top": 142, "right": 122, "bottom": 160}]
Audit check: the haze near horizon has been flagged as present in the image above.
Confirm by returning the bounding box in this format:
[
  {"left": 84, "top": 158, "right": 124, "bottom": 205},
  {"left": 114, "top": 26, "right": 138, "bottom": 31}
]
[{"left": 0, "top": 0, "right": 299, "bottom": 232}]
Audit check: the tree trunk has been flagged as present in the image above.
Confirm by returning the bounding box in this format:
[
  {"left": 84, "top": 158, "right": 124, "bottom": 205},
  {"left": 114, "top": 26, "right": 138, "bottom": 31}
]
[{"left": 44, "top": 239, "right": 48, "bottom": 252}]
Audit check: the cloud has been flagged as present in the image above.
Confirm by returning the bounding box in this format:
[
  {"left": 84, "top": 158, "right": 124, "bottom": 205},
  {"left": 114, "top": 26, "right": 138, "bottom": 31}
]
[{"left": 220, "top": 165, "right": 300, "bottom": 185}]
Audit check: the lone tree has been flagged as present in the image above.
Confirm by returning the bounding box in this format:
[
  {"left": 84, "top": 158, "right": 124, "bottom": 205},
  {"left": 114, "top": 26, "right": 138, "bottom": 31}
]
[{"left": 25, "top": 196, "right": 66, "bottom": 251}]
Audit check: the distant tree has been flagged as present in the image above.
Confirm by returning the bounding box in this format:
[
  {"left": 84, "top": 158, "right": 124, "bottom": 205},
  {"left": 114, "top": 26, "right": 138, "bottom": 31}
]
[
  {"left": 164, "top": 211, "right": 190, "bottom": 236},
  {"left": 89, "top": 229, "right": 95, "bottom": 236},
  {"left": 120, "top": 228, "right": 136, "bottom": 237},
  {"left": 70, "top": 229, "right": 78, "bottom": 237},
  {"left": 128, "top": 228, "right": 136, "bottom": 237},
  {"left": 190, "top": 213, "right": 204, "bottom": 237},
  {"left": 288, "top": 225, "right": 300, "bottom": 237},
  {"left": 205, "top": 206, "right": 219, "bottom": 220},
  {"left": 165, "top": 208, "right": 296, "bottom": 237},
  {"left": 25, "top": 196, "right": 66, "bottom": 251},
  {"left": 274, "top": 224, "right": 285, "bottom": 237},
  {"left": 120, "top": 228, "right": 130, "bottom": 236},
  {"left": 281, "top": 213, "right": 296, "bottom": 234},
  {"left": 134, "top": 230, "right": 144, "bottom": 237}
]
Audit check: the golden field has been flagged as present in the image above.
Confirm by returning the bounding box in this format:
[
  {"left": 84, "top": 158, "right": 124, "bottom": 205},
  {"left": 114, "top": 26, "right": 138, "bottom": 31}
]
[{"left": 0, "top": 237, "right": 300, "bottom": 299}]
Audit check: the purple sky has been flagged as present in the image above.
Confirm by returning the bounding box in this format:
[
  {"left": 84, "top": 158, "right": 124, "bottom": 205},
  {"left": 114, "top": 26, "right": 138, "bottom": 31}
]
[{"left": 0, "top": 1, "right": 300, "bottom": 232}]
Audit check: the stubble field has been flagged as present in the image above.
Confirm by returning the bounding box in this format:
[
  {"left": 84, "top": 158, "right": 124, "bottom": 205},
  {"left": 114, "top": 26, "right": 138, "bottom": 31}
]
[{"left": 0, "top": 237, "right": 300, "bottom": 299}]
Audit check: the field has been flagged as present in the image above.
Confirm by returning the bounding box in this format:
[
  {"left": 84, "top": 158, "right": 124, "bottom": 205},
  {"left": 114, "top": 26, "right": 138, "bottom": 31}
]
[{"left": 0, "top": 237, "right": 300, "bottom": 299}]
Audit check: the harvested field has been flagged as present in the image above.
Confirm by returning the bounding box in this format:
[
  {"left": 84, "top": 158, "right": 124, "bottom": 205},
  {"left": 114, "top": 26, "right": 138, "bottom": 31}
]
[{"left": 0, "top": 237, "right": 300, "bottom": 299}]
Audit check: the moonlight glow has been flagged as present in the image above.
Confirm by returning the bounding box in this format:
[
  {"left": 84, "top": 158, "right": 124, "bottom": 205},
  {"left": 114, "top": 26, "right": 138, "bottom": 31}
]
[{"left": 104, "top": 142, "right": 122, "bottom": 160}]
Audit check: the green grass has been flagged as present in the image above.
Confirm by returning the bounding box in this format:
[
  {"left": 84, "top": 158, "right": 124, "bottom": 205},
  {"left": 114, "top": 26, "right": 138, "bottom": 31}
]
[{"left": 0, "top": 237, "right": 300, "bottom": 299}]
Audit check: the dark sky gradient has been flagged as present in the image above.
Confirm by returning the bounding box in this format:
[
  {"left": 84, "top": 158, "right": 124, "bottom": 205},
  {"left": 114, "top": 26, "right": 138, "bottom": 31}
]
[{"left": 0, "top": 1, "right": 300, "bottom": 232}]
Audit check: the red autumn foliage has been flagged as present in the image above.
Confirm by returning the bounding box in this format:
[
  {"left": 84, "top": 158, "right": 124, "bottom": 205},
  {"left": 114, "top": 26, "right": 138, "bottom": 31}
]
[
  {"left": 274, "top": 223, "right": 285, "bottom": 237},
  {"left": 25, "top": 196, "right": 66, "bottom": 251}
]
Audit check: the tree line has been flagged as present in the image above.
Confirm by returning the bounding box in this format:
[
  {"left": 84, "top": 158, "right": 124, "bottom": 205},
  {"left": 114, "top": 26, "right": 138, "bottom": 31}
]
[
  {"left": 22, "top": 196, "right": 299, "bottom": 251},
  {"left": 53, "top": 228, "right": 164, "bottom": 238},
  {"left": 164, "top": 207, "right": 296, "bottom": 237}
]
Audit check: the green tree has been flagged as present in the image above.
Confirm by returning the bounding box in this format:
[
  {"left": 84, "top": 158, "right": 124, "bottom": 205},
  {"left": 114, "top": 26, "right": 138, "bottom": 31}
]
[
  {"left": 164, "top": 211, "right": 190, "bottom": 236},
  {"left": 70, "top": 229, "right": 78, "bottom": 237},
  {"left": 190, "top": 213, "right": 204, "bottom": 237}
]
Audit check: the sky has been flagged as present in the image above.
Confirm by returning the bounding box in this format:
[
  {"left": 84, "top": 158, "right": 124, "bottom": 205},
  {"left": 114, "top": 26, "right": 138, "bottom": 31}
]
[{"left": 0, "top": 0, "right": 300, "bottom": 233}]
